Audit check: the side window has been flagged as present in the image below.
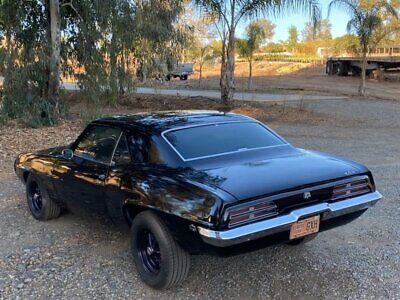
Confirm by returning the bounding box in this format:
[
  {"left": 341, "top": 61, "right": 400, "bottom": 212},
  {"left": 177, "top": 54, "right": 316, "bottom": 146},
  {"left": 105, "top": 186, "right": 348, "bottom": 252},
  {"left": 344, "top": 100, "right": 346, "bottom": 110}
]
[
  {"left": 125, "top": 131, "right": 152, "bottom": 163},
  {"left": 112, "top": 134, "right": 131, "bottom": 165},
  {"left": 74, "top": 125, "right": 121, "bottom": 164}
]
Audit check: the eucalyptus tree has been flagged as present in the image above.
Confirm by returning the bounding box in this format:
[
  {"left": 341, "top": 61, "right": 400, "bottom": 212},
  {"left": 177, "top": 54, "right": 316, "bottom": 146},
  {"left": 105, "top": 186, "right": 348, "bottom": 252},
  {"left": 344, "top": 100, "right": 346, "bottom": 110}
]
[
  {"left": 195, "top": 0, "right": 321, "bottom": 103},
  {"left": 134, "top": 0, "right": 188, "bottom": 82},
  {"left": 0, "top": 0, "right": 58, "bottom": 125},
  {"left": 0, "top": 0, "right": 188, "bottom": 125},
  {"left": 328, "top": 0, "right": 398, "bottom": 96},
  {"left": 236, "top": 19, "right": 274, "bottom": 90},
  {"left": 301, "top": 19, "right": 332, "bottom": 41},
  {"left": 185, "top": 10, "right": 217, "bottom": 86}
]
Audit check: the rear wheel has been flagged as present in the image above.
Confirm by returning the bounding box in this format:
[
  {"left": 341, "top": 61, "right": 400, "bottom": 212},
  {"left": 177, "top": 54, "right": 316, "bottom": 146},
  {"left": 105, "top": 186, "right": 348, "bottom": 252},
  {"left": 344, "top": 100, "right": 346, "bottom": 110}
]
[
  {"left": 179, "top": 75, "right": 188, "bottom": 81},
  {"left": 131, "top": 211, "right": 190, "bottom": 289},
  {"left": 338, "top": 62, "right": 348, "bottom": 76},
  {"left": 326, "top": 61, "right": 333, "bottom": 75},
  {"left": 26, "top": 174, "right": 61, "bottom": 221},
  {"left": 352, "top": 66, "right": 361, "bottom": 76}
]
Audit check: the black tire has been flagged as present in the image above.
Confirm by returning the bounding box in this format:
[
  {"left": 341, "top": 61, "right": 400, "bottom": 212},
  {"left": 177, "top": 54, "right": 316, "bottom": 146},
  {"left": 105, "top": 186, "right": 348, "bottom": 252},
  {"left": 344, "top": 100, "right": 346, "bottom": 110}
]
[
  {"left": 326, "top": 61, "right": 333, "bottom": 75},
  {"left": 131, "top": 211, "right": 190, "bottom": 289},
  {"left": 352, "top": 66, "right": 361, "bottom": 77},
  {"left": 165, "top": 74, "right": 171, "bottom": 81},
  {"left": 179, "top": 75, "right": 188, "bottom": 81},
  {"left": 286, "top": 233, "right": 318, "bottom": 246},
  {"left": 26, "top": 174, "right": 61, "bottom": 221},
  {"left": 338, "top": 62, "right": 348, "bottom": 76}
]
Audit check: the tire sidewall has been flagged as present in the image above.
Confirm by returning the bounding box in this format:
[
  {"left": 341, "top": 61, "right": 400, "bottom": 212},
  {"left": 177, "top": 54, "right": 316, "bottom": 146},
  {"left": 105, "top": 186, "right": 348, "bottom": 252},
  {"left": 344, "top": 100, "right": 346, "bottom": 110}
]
[
  {"left": 26, "top": 174, "right": 50, "bottom": 220},
  {"left": 131, "top": 212, "right": 174, "bottom": 289}
]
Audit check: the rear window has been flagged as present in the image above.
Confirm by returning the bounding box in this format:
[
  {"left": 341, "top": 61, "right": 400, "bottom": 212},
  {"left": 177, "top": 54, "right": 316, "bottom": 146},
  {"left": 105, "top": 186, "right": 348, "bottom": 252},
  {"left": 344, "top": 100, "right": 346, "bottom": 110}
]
[{"left": 164, "top": 122, "right": 285, "bottom": 160}]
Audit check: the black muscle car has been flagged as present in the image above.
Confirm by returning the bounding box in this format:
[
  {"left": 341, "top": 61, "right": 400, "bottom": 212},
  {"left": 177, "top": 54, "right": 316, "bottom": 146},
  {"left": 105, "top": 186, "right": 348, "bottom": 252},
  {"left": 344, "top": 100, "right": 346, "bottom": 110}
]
[{"left": 15, "top": 111, "right": 382, "bottom": 289}]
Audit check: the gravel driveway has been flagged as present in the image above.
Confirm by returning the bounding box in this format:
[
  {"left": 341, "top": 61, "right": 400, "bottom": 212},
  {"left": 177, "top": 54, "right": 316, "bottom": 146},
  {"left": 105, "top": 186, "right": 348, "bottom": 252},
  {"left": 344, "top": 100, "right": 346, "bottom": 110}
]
[{"left": 0, "top": 98, "right": 399, "bottom": 299}]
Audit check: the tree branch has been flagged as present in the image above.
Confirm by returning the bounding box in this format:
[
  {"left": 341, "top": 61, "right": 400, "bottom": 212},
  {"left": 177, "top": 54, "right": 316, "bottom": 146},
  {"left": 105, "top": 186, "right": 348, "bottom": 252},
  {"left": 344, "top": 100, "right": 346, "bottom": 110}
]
[{"left": 61, "top": 0, "right": 82, "bottom": 20}]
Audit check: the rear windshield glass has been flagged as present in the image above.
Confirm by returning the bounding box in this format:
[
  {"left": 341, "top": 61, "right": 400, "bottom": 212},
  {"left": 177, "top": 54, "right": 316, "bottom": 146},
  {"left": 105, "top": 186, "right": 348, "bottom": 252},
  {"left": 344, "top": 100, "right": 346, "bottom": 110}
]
[{"left": 164, "top": 122, "right": 285, "bottom": 160}]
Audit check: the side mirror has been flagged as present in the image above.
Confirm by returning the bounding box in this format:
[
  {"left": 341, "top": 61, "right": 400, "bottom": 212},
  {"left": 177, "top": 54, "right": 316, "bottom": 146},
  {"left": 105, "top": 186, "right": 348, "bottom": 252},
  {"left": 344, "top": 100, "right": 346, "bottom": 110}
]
[{"left": 61, "top": 149, "right": 74, "bottom": 160}]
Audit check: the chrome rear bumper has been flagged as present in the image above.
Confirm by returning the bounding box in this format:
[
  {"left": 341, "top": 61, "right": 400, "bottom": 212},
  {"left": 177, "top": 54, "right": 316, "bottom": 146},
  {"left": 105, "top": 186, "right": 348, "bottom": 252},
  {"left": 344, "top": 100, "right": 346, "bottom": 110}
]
[{"left": 197, "top": 191, "right": 382, "bottom": 247}]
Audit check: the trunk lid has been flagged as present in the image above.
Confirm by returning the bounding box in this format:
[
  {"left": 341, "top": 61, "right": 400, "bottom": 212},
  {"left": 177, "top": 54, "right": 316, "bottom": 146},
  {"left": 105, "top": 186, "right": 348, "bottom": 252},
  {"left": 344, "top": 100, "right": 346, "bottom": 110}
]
[{"left": 196, "top": 147, "right": 364, "bottom": 201}]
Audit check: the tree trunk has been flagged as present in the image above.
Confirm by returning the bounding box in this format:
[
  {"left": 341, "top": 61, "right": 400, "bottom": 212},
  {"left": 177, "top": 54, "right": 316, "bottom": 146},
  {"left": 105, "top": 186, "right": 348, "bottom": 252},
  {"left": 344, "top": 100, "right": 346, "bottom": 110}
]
[
  {"left": 248, "top": 60, "right": 253, "bottom": 91},
  {"left": 119, "top": 48, "right": 126, "bottom": 95},
  {"left": 359, "top": 50, "right": 367, "bottom": 96},
  {"left": 220, "top": 39, "right": 227, "bottom": 101},
  {"left": 109, "top": 32, "right": 118, "bottom": 103},
  {"left": 221, "top": 27, "right": 236, "bottom": 103},
  {"left": 199, "top": 62, "right": 203, "bottom": 87},
  {"left": 48, "top": 0, "right": 61, "bottom": 115}
]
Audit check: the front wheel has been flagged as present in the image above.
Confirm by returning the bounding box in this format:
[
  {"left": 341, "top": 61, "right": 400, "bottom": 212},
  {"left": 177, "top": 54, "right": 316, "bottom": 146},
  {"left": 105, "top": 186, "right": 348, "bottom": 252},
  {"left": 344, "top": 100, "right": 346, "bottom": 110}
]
[
  {"left": 26, "top": 174, "right": 61, "bottom": 221},
  {"left": 131, "top": 211, "right": 190, "bottom": 289}
]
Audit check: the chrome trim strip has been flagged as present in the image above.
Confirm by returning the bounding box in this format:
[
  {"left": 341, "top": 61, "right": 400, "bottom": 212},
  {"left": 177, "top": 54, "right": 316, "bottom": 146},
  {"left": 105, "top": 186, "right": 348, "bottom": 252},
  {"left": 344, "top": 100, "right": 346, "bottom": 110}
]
[
  {"left": 197, "top": 191, "right": 382, "bottom": 247},
  {"left": 161, "top": 120, "right": 289, "bottom": 162}
]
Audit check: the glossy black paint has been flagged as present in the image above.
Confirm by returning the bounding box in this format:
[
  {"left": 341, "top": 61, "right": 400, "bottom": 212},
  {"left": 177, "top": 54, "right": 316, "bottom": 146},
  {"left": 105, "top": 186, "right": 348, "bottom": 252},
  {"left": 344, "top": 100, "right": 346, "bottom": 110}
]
[{"left": 15, "top": 111, "right": 376, "bottom": 252}]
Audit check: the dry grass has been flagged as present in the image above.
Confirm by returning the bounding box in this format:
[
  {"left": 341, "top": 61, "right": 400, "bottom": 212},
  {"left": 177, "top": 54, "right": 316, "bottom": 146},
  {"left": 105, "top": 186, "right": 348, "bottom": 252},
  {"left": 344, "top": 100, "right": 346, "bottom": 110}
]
[
  {"left": 154, "top": 61, "right": 400, "bottom": 101},
  {"left": 67, "top": 92, "right": 332, "bottom": 125}
]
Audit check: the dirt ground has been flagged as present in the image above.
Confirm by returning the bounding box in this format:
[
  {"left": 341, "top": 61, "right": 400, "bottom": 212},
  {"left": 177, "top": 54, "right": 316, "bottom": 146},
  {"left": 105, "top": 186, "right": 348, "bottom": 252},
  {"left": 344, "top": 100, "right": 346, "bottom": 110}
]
[
  {"left": 0, "top": 94, "right": 399, "bottom": 299},
  {"left": 158, "top": 61, "right": 400, "bottom": 101}
]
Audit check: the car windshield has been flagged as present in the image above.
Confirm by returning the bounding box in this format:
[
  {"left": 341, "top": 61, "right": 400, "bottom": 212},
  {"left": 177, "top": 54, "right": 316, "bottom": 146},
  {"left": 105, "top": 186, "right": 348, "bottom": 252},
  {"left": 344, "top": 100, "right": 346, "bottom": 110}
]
[{"left": 164, "top": 122, "right": 285, "bottom": 160}]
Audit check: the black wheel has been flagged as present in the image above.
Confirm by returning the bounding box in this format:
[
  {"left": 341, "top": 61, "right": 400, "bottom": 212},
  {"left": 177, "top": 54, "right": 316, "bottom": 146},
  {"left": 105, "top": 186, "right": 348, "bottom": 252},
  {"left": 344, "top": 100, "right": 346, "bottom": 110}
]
[
  {"left": 286, "top": 233, "right": 318, "bottom": 246},
  {"left": 165, "top": 74, "right": 171, "bottom": 81},
  {"left": 338, "top": 62, "right": 348, "bottom": 76},
  {"left": 326, "top": 61, "right": 333, "bottom": 75},
  {"left": 352, "top": 66, "right": 361, "bottom": 76},
  {"left": 179, "top": 75, "right": 188, "bottom": 81},
  {"left": 26, "top": 174, "right": 61, "bottom": 221},
  {"left": 131, "top": 211, "right": 190, "bottom": 289}
]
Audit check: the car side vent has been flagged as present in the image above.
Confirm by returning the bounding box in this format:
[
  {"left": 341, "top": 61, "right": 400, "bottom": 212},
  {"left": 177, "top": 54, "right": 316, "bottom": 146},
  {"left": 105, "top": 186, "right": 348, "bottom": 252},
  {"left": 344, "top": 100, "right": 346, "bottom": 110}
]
[
  {"left": 227, "top": 201, "right": 278, "bottom": 228},
  {"left": 331, "top": 178, "right": 371, "bottom": 202}
]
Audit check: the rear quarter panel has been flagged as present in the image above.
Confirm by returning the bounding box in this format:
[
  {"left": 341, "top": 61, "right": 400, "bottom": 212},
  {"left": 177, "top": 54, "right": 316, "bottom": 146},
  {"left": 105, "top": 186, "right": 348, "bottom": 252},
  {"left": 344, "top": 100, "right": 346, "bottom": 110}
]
[{"left": 104, "top": 164, "right": 227, "bottom": 229}]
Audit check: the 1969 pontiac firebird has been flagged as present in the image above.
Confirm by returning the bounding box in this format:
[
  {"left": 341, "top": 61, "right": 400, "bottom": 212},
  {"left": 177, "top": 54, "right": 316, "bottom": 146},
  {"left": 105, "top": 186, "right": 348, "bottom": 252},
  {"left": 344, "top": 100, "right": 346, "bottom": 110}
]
[{"left": 15, "top": 111, "right": 382, "bottom": 289}]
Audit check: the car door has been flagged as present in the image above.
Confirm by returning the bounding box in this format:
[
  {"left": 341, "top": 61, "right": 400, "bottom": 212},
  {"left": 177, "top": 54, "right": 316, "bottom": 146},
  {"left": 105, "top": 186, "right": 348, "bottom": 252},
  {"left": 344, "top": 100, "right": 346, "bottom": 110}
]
[
  {"left": 104, "top": 128, "right": 154, "bottom": 226},
  {"left": 53, "top": 124, "right": 122, "bottom": 216},
  {"left": 104, "top": 132, "right": 135, "bottom": 226}
]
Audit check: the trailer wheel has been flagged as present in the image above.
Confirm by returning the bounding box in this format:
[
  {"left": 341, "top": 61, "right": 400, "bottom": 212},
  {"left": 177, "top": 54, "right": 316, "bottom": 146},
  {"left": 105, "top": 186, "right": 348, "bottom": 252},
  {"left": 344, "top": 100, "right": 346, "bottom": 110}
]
[
  {"left": 338, "top": 62, "right": 348, "bottom": 76},
  {"left": 326, "top": 61, "right": 333, "bottom": 75},
  {"left": 351, "top": 66, "right": 361, "bottom": 76},
  {"left": 332, "top": 62, "right": 339, "bottom": 75}
]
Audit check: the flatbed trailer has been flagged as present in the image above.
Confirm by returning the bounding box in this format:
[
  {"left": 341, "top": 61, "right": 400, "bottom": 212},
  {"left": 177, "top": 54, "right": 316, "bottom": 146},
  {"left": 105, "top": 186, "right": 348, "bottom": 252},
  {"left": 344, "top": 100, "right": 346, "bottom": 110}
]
[{"left": 326, "top": 56, "right": 400, "bottom": 76}]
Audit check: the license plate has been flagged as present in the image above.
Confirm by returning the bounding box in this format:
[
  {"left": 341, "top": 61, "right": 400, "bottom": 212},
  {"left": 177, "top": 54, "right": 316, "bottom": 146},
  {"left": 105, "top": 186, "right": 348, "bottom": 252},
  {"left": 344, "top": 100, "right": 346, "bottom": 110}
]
[{"left": 289, "top": 215, "right": 320, "bottom": 240}]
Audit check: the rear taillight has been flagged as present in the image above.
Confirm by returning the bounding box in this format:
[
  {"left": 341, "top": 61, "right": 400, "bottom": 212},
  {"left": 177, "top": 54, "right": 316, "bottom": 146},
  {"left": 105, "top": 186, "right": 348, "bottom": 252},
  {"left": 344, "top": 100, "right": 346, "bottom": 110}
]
[
  {"left": 228, "top": 201, "right": 278, "bottom": 228},
  {"left": 331, "top": 179, "right": 371, "bottom": 201}
]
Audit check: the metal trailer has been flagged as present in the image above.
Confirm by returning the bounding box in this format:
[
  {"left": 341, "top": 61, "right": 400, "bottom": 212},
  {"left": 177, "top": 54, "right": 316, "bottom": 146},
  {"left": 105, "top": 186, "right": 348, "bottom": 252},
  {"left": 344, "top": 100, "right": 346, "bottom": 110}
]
[{"left": 326, "top": 56, "right": 400, "bottom": 77}]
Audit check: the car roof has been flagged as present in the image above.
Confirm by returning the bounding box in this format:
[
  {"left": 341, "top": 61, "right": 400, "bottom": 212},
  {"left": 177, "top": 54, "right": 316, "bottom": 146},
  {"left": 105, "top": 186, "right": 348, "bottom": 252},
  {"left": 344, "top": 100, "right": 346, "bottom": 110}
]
[{"left": 93, "top": 111, "right": 254, "bottom": 134}]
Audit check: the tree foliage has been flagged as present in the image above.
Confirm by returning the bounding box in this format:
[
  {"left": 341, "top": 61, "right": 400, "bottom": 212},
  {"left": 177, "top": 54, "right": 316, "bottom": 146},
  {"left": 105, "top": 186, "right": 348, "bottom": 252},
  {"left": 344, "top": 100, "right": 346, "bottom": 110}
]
[
  {"left": 287, "top": 25, "right": 299, "bottom": 50},
  {"left": 301, "top": 19, "right": 332, "bottom": 41},
  {"left": 184, "top": 8, "right": 218, "bottom": 86},
  {"left": 236, "top": 19, "right": 275, "bottom": 90},
  {"left": 328, "top": 0, "right": 398, "bottom": 95},
  {"left": 0, "top": 0, "right": 187, "bottom": 126},
  {"left": 195, "top": 0, "right": 321, "bottom": 103},
  {"left": 332, "top": 34, "right": 360, "bottom": 55}
]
